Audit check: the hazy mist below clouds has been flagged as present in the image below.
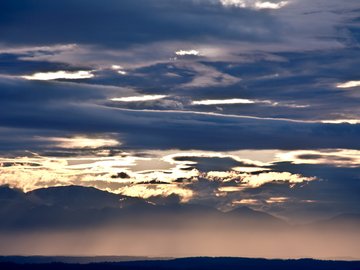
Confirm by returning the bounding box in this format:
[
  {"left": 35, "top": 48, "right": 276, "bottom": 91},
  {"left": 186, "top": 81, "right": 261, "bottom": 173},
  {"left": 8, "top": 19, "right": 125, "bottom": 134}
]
[
  {"left": 0, "top": 224, "right": 358, "bottom": 259},
  {"left": 0, "top": 185, "right": 359, "bottom": 259}
]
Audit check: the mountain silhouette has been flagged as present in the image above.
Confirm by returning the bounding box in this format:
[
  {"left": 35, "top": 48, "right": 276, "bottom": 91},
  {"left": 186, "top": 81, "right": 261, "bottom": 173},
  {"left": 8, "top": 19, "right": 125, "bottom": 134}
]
[
  {"left": 227, "top": 206, "right": 280, "bottom": 220},
  {"left": 0, "top": 185, "right": 358, "bottom": 232},
  {"left": 0, "top": 185, "right": 285, "bottom": 231},
  {"left": 28, "top": 185, "right": 135, "bottom": 209}
]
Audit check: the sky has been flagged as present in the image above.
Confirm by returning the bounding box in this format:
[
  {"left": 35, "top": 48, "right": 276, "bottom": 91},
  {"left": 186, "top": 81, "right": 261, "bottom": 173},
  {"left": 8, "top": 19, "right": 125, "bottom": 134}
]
[{"left": 0, "top": 0, "right": 360, "bottom": 229}]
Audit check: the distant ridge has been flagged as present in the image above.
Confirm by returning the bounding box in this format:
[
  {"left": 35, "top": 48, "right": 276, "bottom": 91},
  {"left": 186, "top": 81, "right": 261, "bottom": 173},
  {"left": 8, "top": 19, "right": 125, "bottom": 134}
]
[
  {"left": 0, "top": 185, "right": 286, "bottom": 230},
  {"left": 0, "top": 185, "right": 358, "bottom": 231},
  {"left": 0, "top": 257, "right": 359, "bottom": 270},
  {"left": 0, "top": 256, "right": 169, "bottom": 264}
]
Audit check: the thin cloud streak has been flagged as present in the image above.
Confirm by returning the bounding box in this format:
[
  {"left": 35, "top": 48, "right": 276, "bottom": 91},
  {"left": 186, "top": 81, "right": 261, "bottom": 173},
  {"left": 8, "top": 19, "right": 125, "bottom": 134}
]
[
  {"left": 337, "top": 81, "right": 360, "bottom": 89},
  {"left": 22, "top": 70, "right": 94, "bottom": 80},
  {"left": 110, "top": 95, "right": 167, "bottom": 102}
]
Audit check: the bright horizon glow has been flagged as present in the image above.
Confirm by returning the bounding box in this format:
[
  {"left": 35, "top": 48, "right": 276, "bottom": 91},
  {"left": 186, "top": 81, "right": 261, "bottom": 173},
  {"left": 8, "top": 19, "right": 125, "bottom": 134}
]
[
  {"left": 22, "top": 70, "right": 94, "bottom": 80},
  {"left": 110, "top": 95, "right": 167, "bottom": 102}
]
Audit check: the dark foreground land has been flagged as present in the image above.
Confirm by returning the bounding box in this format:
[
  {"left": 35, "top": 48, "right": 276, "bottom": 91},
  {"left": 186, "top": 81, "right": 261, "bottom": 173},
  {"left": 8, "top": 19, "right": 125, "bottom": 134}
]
[{"left": 0, "top": 257, "right": 359, "bottom": 270}]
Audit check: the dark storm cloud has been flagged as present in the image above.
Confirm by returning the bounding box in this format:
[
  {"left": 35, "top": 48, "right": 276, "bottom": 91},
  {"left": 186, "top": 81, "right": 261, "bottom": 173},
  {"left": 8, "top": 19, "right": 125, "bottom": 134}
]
[{"left": 0, "top": 0, "right": 280, "bottom": 47}]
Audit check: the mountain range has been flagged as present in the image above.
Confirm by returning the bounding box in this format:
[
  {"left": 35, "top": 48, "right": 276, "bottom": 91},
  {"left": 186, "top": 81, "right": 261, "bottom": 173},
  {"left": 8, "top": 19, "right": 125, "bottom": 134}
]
[{"left": 0, "top": 185, "right": 358, "bottom": 231}]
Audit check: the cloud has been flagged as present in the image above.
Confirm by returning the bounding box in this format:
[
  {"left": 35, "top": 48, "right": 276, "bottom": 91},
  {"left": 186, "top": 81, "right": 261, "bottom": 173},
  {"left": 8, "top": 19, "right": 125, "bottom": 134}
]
[
  {"left": 1, "top": 87, "right": 360, "bottom": 151},
  {"left": 276, "top": 149, "right": 360, "bottom": 168},
  {"left": 22, "top": 70, "right": 94, "bottom": 80},
  {"left": 204, "top": 170, "right": 315, "bottom": 188},
  {"left": 241, "top": 171, "right": 316, "bottom": 188},
  {"left": 233, "top": 198, "right": 259, "bottom": 205},
  {"left": 117, "top": 184, "right": 193, "bottom": 202},
  {"left": 266, "top": 197, "right": 288, "bottom": 203},
  {"left": 191, "top": 98, "right": 309, "bottom": 108},
  {"left": 0, "top": 0, "right": 280, "bottom": 49},
  {"left": 0, "top": 146, "right": 359, "bottom": 221},
  {"left": 178, "top": 63, "right": 241, "bottom": 88},
  {"left": 117, "top": 70, "right": 127, "bottom": 75},
  {"left": 219, "top": 0, "right": 289, "bottom": 10},
  {"left": 321, "top": 119, "right": 360, "bottom": 125},
  {"left": 110, "top": 65, "right": 128, "bottom": 75},
  {"left": 46, "top": 136, "right": 120, "bottom": 149},
  {"left": 255, "top": 1, "right": 288, "bottom": 9},
  {"left": 337, "top": 81, "right": 360, "bottom": 89},
  {"left": 192, "top": 98, "right": 255, "bottom": 105},
  {"left": 0, "top": 148, "right": 315, "bottom": 210},
  {"left": 110, "top": 95, "right": 167, "bottom": 102},
  {"left": 175, "top": 50, "right": 200, "bottom": 56}
]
